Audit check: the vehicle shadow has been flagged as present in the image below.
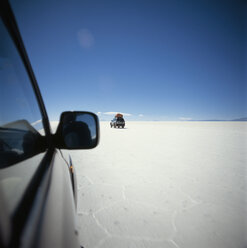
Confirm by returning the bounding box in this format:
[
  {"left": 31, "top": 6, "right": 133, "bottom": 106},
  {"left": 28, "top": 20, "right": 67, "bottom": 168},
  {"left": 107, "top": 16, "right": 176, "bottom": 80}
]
[{"left": 111, "top": 127, "right": 128, "bottom": 129}]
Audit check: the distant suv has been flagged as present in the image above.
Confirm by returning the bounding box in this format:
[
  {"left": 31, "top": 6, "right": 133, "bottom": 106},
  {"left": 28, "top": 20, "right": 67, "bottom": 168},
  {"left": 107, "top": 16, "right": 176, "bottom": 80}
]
[{"left": 110, "top": 117, "right": 125, "bottom": 128}]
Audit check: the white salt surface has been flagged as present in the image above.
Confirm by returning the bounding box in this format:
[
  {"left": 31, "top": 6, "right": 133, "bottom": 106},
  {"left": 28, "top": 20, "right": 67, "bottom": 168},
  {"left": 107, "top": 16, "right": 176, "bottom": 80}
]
[{"left": 66, "top": 121, "right": 247, "bottom": 248}]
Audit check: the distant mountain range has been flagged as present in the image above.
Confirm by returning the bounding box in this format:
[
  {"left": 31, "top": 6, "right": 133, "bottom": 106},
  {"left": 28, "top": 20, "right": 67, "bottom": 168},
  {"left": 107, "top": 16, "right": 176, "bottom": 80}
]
[
  {"left": 231, "top": 117, "right": 247, "bottom": 121},
  {"left": 190, "top": 117, "right": 247, "bottom": 122},
  {"left": 100, "top": 117, "right": 247, "bottom": 122}
]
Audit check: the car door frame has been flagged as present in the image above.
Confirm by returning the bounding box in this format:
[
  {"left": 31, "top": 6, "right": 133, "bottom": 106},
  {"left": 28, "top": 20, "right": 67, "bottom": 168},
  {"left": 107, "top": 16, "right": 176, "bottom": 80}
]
[{"left": 0, "top": 1, "right": 63, "bottom": 247}]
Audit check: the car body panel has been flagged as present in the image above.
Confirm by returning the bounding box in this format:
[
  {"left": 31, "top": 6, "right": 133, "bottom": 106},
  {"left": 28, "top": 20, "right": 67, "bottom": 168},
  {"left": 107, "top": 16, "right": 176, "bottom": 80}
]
[
  {"left": 0, "top": 153, "right": 45, "bottom": 215},
  {"left": 36, "top": 149, "right": 79, "bottom": 248},
  {"left": 0, "top": 1, "right": 98, "bottom": 247}
]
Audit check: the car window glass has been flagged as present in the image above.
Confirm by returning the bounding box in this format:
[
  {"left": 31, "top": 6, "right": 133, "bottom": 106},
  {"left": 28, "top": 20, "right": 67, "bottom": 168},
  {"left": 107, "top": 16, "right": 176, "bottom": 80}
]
[
  {"left": 0, "top": 18, "right": 46, "bottom": 168},
  {"left": 0, "top": 18, "right": 46, "bottom": 214}
]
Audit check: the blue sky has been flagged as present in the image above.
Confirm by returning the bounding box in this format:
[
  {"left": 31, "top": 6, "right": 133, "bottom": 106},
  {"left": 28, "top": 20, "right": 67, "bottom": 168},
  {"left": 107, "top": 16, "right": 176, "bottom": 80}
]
[{"left": 11, "top": 0, "right": 246, "bottom": 121}]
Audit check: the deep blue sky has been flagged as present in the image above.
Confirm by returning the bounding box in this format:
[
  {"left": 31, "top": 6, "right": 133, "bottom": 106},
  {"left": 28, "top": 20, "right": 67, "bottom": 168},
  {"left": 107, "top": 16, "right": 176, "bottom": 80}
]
[{"left": 11, "top": 0, "right": 246, "bottom": 121}]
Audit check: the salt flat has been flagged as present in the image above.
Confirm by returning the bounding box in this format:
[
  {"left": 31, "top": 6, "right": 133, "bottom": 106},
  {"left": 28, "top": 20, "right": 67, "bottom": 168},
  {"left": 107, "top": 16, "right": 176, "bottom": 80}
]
[{"left": 66, "top": 121, "right": 246, "bottom": 248}]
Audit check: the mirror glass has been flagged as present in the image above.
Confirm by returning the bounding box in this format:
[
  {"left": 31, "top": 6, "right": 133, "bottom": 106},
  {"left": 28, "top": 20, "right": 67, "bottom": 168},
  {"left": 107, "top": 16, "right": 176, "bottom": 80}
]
[{"left": 59, "top": 112, "right": 98, "bottom": 149}]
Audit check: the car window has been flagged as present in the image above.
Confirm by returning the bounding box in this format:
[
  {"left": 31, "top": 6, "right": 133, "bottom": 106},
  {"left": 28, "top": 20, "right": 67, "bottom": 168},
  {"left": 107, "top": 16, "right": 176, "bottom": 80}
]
[{"left": 0, "top": 18, "right": 46, "bottom": 214}]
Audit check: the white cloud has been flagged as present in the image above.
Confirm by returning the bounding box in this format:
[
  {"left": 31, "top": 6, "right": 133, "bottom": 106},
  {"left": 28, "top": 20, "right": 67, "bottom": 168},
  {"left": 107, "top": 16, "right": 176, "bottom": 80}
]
[
  {"left": 138, "top": 114, "right": 144, "bottom": 117},
  {"left": 97, "top": 112, "right": 101, "bottom": 116},
  {"left": 77, "top": 29, "right": 95, "bottom": 49},
  {"left": 103, "top": 112, "right": 132, "bottom": 116},
  {"left": 31, "top": 119, "right": 42, "bottom": 126},
  {"left": 103, "top": 112, "right": 116, "bottom": 115},
  {"left": 179, "top": 117, "right": 192, "bottom": 121}
]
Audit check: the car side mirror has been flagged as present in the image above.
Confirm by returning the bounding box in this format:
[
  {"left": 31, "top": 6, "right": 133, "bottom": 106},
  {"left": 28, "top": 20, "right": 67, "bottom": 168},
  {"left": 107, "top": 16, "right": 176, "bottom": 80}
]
[{"left": 54, "top": 111, "right": 99, "bottom": 149}]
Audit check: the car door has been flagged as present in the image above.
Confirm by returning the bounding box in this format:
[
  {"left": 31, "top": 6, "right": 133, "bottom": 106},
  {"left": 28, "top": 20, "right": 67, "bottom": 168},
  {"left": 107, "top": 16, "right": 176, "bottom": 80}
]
[{"left": 0, "top": 2, "right": 79, "bottom": 248}]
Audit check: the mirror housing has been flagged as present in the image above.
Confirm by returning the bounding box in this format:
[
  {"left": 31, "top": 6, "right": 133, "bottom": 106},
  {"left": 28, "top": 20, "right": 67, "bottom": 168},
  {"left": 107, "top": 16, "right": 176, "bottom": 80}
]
[{"left": 54, "top": 111, "right": 99, "bottom": 149}]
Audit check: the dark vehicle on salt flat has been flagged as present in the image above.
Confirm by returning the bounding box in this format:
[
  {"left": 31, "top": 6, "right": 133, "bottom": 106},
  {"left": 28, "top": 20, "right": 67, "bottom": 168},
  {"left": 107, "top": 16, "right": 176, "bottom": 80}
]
[{"left": 110, "top": 113, "right": 125, "bottom": 128}]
